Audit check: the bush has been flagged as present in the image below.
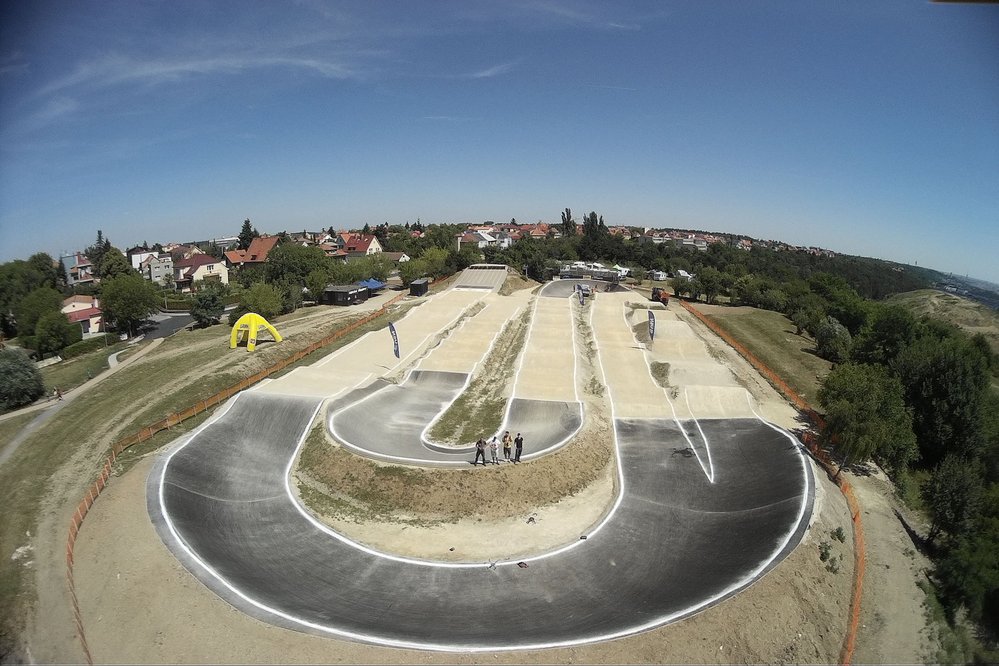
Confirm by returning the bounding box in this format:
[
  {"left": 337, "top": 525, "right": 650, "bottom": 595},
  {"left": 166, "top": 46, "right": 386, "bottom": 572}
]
[
  {"left": 61, "top": 334, "right": 117, "bottom": 359},
  {"left": 0, "top": 348, "right": 45, "bottom": 409},
  {"left": 162, "top": 298, "right": 192, "bottom": 311},
  {"left": 35, "top": 311, "right": 80, "bottom": 355}
]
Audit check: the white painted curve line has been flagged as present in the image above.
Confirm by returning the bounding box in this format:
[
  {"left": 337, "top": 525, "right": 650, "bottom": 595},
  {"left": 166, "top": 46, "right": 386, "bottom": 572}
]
[
  {"left": 419, "top": 303, "right": 523, "bottom": 447},
  {"left": 497, "top": 294, "right": 584, "bottom": 454},
  {"left": 584, "top": 296, "right": 629, "bottom": 544},
  {"left": 570, "top": 294, "right": 581, "bottom": 403},
  {"left": 155, "top": 296, "right": 815, "bottom": 653},
  {"left": 624, "top": 303, "right": 714, "bottom": 483},
  {"left": 682, "top": 388, "right": 716, "bottom": 483}
]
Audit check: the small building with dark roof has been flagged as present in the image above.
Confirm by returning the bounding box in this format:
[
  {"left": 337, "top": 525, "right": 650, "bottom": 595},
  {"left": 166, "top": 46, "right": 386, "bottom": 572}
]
[{"left": 321, "top": 284, "right": 368, "bottom": 306}]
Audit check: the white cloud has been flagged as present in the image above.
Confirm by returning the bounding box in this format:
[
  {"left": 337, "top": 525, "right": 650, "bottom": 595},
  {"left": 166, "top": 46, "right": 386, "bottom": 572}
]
[
  {"left": 467, "top": 62, "right": 517, "bottom": 79},
  {"left": 37, "top": 53, "right": 354, "bottom": 99}
]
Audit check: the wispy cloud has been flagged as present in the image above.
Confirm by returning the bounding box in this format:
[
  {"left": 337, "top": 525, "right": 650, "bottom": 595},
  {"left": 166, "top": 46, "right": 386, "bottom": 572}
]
[
  {"left": 585, "top": 84, "right": 639, "bottom": 92},
  {"left": 37, "top": 53, "right": 354, "bottom": 99},
  {"left": 0, "top": 51, "right": 28, "bottom": 77},
  {"left": 465, "top": 61, "right": 518, "bottom": 79},
  {"left": 420, "top": 115, "right": 478, "bottom": 122},
  {"left": 526, "top": 1, "right": 643, "bottom": 31}
]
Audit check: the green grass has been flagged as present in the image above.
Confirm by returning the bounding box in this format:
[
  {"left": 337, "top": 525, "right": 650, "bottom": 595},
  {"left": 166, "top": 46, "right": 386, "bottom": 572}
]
[
  {"left": 39, "top": 341, "right": 129, "bottom": 393},
  {"left": 427, "top": 306, "right": 529, "bottom": 444},
  {"left": 0, "top": 412, "right": 38, "bottom": 451},
  {"left": 700, "top": 306, "right": 833, "bottom": 407}
]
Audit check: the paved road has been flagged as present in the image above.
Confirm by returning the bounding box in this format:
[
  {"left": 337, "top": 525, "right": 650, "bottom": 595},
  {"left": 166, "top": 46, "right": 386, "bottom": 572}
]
[
  {"left": 147, "top": 277, "right": 815, "bottom": 650},
  {"left": 141, "top": 312, "right": 195, "bottom": 340},
  {"left": 149, "top": 392, "right": 812, "bottom": 650}
]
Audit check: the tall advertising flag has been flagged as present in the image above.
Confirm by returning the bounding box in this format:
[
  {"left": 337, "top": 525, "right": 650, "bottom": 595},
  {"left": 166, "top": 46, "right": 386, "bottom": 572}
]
[
  {"left": 388, "top": 321, "right": 400, "bottom": 358},
  {"left": 648, "top": 310, "right": 656, "bottom": 342}
]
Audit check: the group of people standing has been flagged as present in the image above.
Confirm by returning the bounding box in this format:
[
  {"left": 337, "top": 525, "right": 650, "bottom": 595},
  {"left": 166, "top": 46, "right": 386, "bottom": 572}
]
[{"left": 474, "top": 430, "right": 523, "bottom": 465}]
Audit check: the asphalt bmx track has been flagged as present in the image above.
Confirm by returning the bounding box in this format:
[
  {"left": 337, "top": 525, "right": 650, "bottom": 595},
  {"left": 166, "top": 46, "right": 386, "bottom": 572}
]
[{"left": 147, "top": 274, "right": 815, "bottom": 652}]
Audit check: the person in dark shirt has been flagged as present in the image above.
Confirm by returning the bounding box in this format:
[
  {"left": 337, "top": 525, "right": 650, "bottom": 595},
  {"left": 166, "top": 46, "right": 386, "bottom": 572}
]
[
  {"left": 513, "top": 433, "right": 524, "bottom": 463},
  {"left": 474, "top": 437, "right": 487, "bottom": 465}
]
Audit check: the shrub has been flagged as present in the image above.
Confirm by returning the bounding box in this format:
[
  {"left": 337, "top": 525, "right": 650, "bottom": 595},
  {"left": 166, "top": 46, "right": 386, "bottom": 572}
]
[
  {"left": 61, "top": 334, "right": 117, "bottom": 359},
  {"left": 0, "top": 348, "right": 45, "bottom": 410}
]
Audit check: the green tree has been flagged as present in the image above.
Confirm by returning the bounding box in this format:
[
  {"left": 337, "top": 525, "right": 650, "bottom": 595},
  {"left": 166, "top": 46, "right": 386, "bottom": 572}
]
[
  {"left": 237, "top": 218, "right": 257, "bottom": 251},
  {"left": 239, "top": 282, "right": 282, "bottom": 320},
  {"left": 560, "top": 208, "right": 576, "bottom": 238},
  {"left": 0, "top": 348, "right": 45, "bottom": 409},
  {"left": 818, "top": 362, "right": 918, "bottom": 478},
  {"left": 851, "top": 304, "right": 917, "bottom": 366},
  {"left": 697, "top": 266, "right": 723, "bottom": 304},
  {"left": 190, "top": 284, "right": 226, "bottom": 327},
  {"left": 97, "top": 248, "right": 133, "bottom": 280},
  {"left": 398, "top": 259, "right": 427, "bottom": 287},
  {"left": 85, "top": 230, "right": 111, "bottom": 277},
  {"left": 265, "top": 244, "right": 329, "bottom": 286},
  {"left": 304, "top": 268, "right": 331, "bottom": 302},
  {"left": 15, "top": 287, "right": 63, "bottom": 338},
  {"left": 100, "top": 273, "right": 159, "bottom": 337},
  {"left": 896, "top": 335, "right": 990, "bottom": 467},
  {"left": 421, "top": 247, "right": 450, "bottom": 278},
  {"left": 935, "top": 483, "right": 999, "bottom": 623},
  {"left": 670, "top": 275, "right": 690, "bottom": 298},
  {"left": 790, "top": 309, "right": 811, "bottom": 336},
  {"left": 0, "top": 254, "right": 60, "bottom": 336},
  {"left": 922, "top": 455, "right": 983, "bottom": 546},
  {"left": 815, "top": 315, "right": 852, "bottom": 362},
  {"left": 35, "top": 311, "right": 80, "bottom": 355}
]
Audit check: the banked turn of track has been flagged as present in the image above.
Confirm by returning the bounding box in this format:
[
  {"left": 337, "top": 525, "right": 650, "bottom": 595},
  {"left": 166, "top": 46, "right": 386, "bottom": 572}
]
[{"left": 148, "top": 279, "right": 814, "bottom": 651}]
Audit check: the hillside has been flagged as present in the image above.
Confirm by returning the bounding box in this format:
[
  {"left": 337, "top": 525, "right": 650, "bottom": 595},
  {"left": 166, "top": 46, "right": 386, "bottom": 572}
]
[{"left": 889, "top": 289, "right": 999, "bottom": 357}]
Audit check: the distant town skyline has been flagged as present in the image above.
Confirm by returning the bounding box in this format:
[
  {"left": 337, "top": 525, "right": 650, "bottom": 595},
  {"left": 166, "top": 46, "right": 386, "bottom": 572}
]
[{"left": 2, "top": 1, "right": 997, "bottom": 282}]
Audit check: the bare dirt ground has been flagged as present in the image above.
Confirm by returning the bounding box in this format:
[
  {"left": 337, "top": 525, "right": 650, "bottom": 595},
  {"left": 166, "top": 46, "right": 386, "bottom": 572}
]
[{"left": 20, "top": 286, "right": 927, "bottom": 664}]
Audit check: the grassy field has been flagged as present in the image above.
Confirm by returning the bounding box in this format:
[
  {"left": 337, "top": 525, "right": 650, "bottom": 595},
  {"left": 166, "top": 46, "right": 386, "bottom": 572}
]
[
  {"left": 38, "top": 342, "right": 130, "bottom": 395},
  {"left": 888, "top": 289, "right": 999, "bottom": 355},
  {"left": 0, "top": 412, "right": 38, "bottom": 451},
  {"left": 695, "top": 304, "right": 833, "bottom": 407},
  {"left": 889, "top": 288, "right": 999, "bottom": 390}
]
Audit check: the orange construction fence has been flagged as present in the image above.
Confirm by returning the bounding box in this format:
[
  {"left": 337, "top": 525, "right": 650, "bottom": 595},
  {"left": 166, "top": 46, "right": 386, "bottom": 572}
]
[
  {"left": 65, "top": 288, "right": 412, "bottom": 665},
  {"left": 678, "top": 300, "right": 865, "bottom": 666}
]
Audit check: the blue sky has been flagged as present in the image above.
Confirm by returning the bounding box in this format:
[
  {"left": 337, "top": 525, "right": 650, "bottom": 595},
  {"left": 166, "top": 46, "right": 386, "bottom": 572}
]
[{"left": 1, "top": 1, "right": 997, "bottom": 282}]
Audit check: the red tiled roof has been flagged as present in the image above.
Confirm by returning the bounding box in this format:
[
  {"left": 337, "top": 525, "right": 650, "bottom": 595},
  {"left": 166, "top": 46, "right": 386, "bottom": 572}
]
[
  {"left": 243, "top": 235, "right": 280, "bottom": 263},
  {"left": 66, "top": 307, "right": 102, "bottom": 323},
  {"left": 342, "top": 233, "right": 377, "bottom": 253},
  {"left": 224, "top": 249, "right": 247, "bottom": 264}
]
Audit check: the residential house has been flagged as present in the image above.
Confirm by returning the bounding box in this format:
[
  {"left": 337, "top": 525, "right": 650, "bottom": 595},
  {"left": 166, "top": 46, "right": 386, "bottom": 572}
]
[
  {"left": 173, "top": 255, "right": 230, "bottom": 292},
  {"left": 163, "top": 243, "right": 200, "bottom": 258},
  {"left": 223, "top": 235, "right": 281, "bottom": 269},
  {"left": 456, "top": 230, "right": 496, "bottom": 251},
  {"left": 126, "top": 246, "right": 157, "bottom": 271},
  {"left": 139, "top": 253, "right": 174, "bottom": 285},
  {"left": 65, "top": 252, "right": 97, "bottom": 286},
  {"left": 340, "top": 233, "right": 382, "bottom": 258},
  {"left": 61, "top": 295, "right": 103, "bottom": 336},
  {"left": 382, "top": 251, "right": 411, "bottom": 264}
]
